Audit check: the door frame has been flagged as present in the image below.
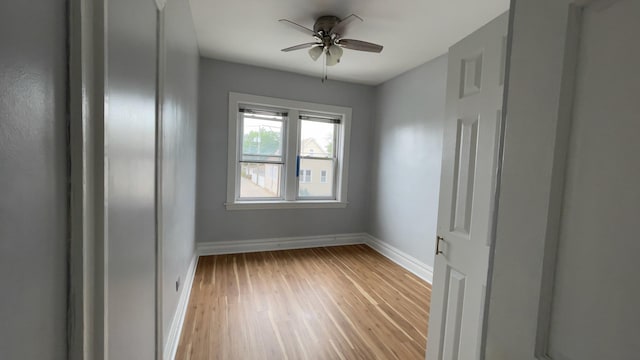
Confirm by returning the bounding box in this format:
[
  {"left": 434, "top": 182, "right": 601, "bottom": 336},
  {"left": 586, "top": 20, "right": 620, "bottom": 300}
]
[
  {"left": 68, "top": 0, "right": 105, "bottom": 358},
  {"left": 482, "top": 0, "right": 620, "bottom": 359},
  {"left": 68, "top": 0, "right": 166, "bottom": 358},
  {"left": 154, "top": 1, "right": 166, "bottom": 359}
]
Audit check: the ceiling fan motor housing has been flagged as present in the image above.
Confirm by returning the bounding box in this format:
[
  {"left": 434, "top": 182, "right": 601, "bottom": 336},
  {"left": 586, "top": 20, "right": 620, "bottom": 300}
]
[{"left": 313, "top": 16, "right": 341, "bottom": 35}]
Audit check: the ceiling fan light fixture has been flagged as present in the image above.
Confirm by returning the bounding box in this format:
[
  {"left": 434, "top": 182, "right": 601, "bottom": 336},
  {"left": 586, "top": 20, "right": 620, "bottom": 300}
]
[
  {"left": 308, "top": 46, "right": 323, "bottom": 61},
  {"left": 326, "top": 52, "right": 339, "bottom": 66},
  {"left": 279, "top": 14, "right": 383, "bottom": 79},
  {"left": 327, "top": 44, "right": 343, "bottom": 60}
]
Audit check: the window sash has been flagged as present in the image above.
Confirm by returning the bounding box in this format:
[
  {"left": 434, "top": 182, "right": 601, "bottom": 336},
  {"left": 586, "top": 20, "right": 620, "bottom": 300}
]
[
  {"left": 296, "top": 116, "right": 339, "bottom": 200},
  {"left": 239, "top": 158, "right": 284, "bottom": 164},
  {"left": 237, "top": 109, "right": 286, "bottom": 201},
  {"left": 239, "top": 108, "right": 288, "bottom": 117},
  {"left": 239, "top": 112, "right": 285, "bottom": 163},
  {"left": 236, "top": 162, "right": 284, "bottom": 201},
  {"left": 298, "top": 119, "right": 338, "bottom": 159},
  {"left": 296, "top": 158, "right": 336, "bottom": 200},
  {"left": 299, "top": 113, "right": 341, "bottom": 124}
]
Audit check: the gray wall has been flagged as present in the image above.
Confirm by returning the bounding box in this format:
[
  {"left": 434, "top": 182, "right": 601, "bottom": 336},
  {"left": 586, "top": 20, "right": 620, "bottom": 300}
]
[
  {"left": 369, "top": 55, "right": 448, "bottom": 267},
  {"left": 105, "top": 0, "right": 157, "bottom": 357},
  {"left": 0, "top": 0, "right": 68, "bottom": 358},
  {"left": 104, "top": 0, "right": 200, "bottom": 357},
  {"left": 161, "top": 0, "right": 199, "bottom": 345},
  {"left": 196, "top": 58, "right": 375, "bottom": 243}
]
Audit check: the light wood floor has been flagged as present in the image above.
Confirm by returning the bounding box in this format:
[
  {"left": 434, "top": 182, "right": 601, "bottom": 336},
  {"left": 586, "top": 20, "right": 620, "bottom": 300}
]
[{"left": 176, "top": 244, "right": 431, "bottom": 359}]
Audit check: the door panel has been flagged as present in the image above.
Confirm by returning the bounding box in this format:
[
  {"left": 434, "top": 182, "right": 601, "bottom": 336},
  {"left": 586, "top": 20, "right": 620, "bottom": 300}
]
[
  {"left": 441, "top": 267, "right": 467, "bottom": 360},
  {"left": 451, "top": 118, "right": 479, "bottom": 236},
  {"left": 460, "top": 54, "right": 483, "bottom": 98},
  {"left": 427, "top": 13, "right": 507, "bottom": 360}
]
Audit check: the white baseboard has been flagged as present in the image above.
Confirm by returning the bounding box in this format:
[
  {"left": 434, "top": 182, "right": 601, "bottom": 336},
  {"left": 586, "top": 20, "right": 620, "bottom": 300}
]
[
  {"left": 197, "top": 233, "right": 367, "bottom": 256},
  {"left": 196, "top": 233, "right": 433, "bottom": 284},
  {"left": 164, "top": 254, "right": 199, "bottom": 360},
  {"left": 364, "top": 234, "right": 434, "bottom": 284}
]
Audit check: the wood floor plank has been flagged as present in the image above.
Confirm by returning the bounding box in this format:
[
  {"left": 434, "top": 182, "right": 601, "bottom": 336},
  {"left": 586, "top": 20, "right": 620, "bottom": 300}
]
[{"left": 175, "top": 244, "right": 431, "bottom": 359}]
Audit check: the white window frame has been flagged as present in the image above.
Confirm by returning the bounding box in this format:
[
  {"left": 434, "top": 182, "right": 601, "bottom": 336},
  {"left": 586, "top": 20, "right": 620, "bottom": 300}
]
[
  {"left": 226, "top": 92, "right": 351, "bottom": 210},
  {"left": 236, "top": 109, "right": 286, "bottom": 201},
  {"left": 320, "top": 170, "right": 328, "bottom": 183}
]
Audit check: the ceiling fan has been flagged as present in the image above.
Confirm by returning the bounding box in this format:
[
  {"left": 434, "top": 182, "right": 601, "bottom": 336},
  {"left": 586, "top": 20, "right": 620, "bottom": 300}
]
[{"left": 279, "top": 14, "right": 384, "bottom": 80}]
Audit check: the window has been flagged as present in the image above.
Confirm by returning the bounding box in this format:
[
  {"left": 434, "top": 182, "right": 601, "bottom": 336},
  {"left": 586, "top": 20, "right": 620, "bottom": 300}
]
[
  {"left": 298, "top": 115, "right": 337, "bottom": 198},
  {"left": 226, "top": 92, "right": 351, "bottom": 210},
  {"left": 300, "top": 169, "right": 312, "bottom": 183},
  {"left": 237, "top": 108, "right": 285, "bottom": 199}
]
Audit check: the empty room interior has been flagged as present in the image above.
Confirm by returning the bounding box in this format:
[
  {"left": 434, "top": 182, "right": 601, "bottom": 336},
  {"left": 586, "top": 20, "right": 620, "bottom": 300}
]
[{"left": 1, "top": 0, "right": 639, "bottom": 359}]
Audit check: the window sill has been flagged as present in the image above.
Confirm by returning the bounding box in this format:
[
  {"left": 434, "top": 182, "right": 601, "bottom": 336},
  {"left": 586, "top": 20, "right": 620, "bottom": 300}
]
[{"left": 224, "top": 200, "right": 348, "bottom": 211}]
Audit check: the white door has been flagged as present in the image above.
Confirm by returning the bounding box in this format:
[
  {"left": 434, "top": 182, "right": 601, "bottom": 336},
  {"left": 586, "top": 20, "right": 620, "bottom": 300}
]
[
  {"left": 485, "top": 0, "right": 640, "bottom": 359},
  {"left": 427, "top": 13, "right": 507, "bottom": 360}
]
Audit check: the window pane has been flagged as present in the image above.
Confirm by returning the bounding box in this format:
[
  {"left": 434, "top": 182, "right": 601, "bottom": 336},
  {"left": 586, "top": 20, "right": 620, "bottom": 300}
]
[
  {"left": 239, "top": 163, "right": 282, "bottom": 198},
  {"left": 300, "top": 120, "right": 335, "bottom": 158},
  {"left": 242, "top": 116, "right": 283, "bottom": 161},
  {"left": 298, "top": 158, "right": 334, "bottom": 198}
]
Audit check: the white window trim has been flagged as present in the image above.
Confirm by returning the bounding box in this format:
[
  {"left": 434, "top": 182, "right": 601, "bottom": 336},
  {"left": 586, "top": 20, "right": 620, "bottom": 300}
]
[
  {"left": 320, "top": 170, "right": 328, "bottom": 183},
  {"left": 226, "top": 92, "right": 351, "bottom": 210}
]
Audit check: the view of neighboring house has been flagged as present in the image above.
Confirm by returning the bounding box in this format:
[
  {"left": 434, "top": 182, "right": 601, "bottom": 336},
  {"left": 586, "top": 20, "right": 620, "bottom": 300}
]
[
  {"left": 298, "top": 138, "right": 334, "bottom": 198},
  {"left": 241, "top": 162, "right": 281, "bottom": 197},
  {"left": 241, "top": 137, "right": 334, "bottom": 199}
]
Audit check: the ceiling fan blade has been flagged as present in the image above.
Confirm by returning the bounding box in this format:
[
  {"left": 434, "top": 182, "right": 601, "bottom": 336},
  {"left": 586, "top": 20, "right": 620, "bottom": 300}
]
[
  {"left": 278, "top": 19, "right": 317, "bottom": 37},
  {"left": 281, "top": 42, "right": 320, "bottom": 52},
  {"left": 330, "top": 14, "right": 363, "bottom": 36},
  {"left": 338, "top": 39, "right": 383, "bottom": 53}
]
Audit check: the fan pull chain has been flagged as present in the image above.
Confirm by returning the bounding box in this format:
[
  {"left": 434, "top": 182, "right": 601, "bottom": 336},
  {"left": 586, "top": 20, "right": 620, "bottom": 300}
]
[{"left": 322, "top": 50, "right": 327, "bottom": 83}]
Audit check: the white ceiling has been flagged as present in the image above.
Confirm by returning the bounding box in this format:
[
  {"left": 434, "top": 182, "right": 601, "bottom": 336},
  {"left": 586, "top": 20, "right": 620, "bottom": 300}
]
[{"left": 188, "top": 0, "right": 509, "bottom": 85}]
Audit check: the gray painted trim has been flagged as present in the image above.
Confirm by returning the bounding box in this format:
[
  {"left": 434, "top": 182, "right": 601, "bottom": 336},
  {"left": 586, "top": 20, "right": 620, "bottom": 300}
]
[
  {"left": 154, "top": 6, "right": 166, "bottom": 360},
  {"left": 482, "top": 1, "right": 616, "bottom": 358},
  {"left": 69, "top": 0, "right": 85, "bottom": 357},
  {"left": 154, "top": 0, "right": 166, "bottom": 11},
  {"left": 480, "top": 2, "right": 516, "bottom": 359},
  {"left": 95, "top": 0, "right": 108, "bottom": 357},
  {"left": 68, "top": 0, "right": 101, "bottom": 357},
  {"left": 532, "top": 4, "right": 586, "bottom": 358}
]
